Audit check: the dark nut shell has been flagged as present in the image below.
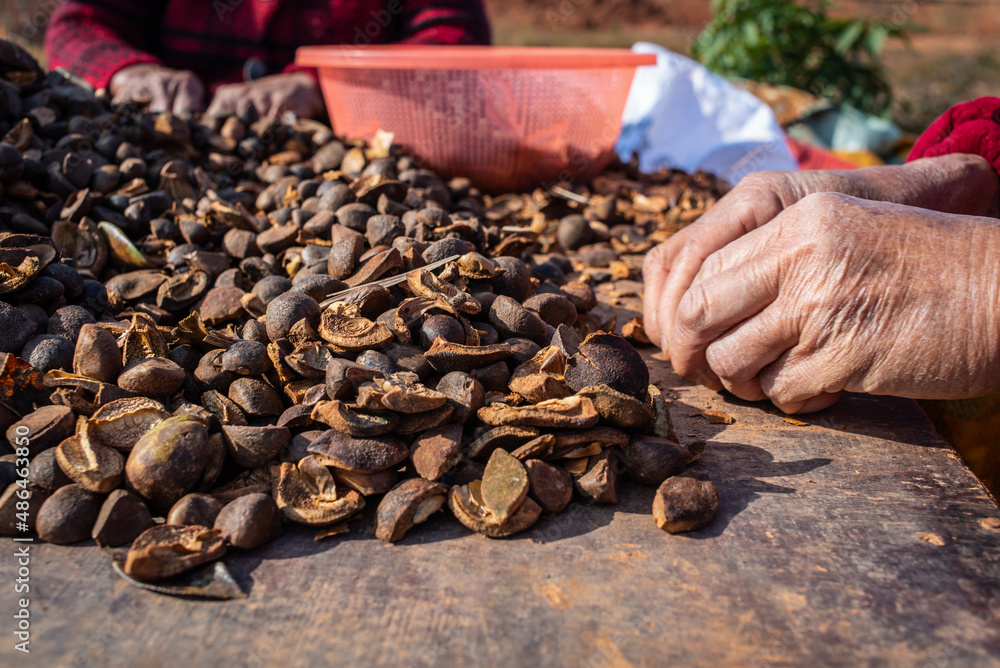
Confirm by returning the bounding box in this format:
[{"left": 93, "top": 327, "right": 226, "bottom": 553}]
[
  {"left": 477, "top": 396, "right": 598, "bottom": 429},
  {"left": 489, "top": 295, "right": 547, "bottom": 342},
  {"left": 332, "top": 467, "right": 398, "bottom": 496},
  {"left": 574, "top": 447, "right": 619, "bottom": 504},
  {"left": 435, "top": 371, "right": 484, "bottom": 426},
  {"left": 576, "top": 384, "right": 655, "bottom": 431},
  {"left": 222, "top": 425, "right": 290, "bottom": 469},
  {"left": 621, "top": 435, "right": 690, "bottom": 485},
  {"left": 118, "top": 357, "right": 186, "bottom": 397},
  {"left": 525, "top": 460, "right": 573, "bottom": 513},
  {"left": 214, "top": 492, "right": 283, "bottom": 549},
  {"left": 375, "top": 478, "right": 448, "bottom": 542},
  {"left": 168, "top": 493, "right": 224, "bottom": 527},
  {"left": 410, "top": 423, "right": 463, "bottom": 481},
  {"left": 652, "top": 474, "right": 719, "bottom": 534},
  {"left": 424, "top": 338, "right": 512, "bottom": 374},
  {"left": 55, "top": 434, "right": 124, "bottom": 493},
  {"left": 307, "top": 429, "right": 408, "bottom": 473},
  {"left": 36, "top": 484, "right": 102, "bottom": 544},
  {"left": 481, "top": 449, "right": 529, "bottom": 524},
  {"left": 73, "top": 323, "right": 122, "bottom": 382},
  {"left": 28, "top": 447, "right": 72, "bottom": 493},
  {"left": 6, "top": 405, "right": 75, "bottom": 458},
  {"left": 91, "top": 489, "right": 153, "bottom": 547},
  {"left": 229, "top": 377, "right": 285, "bottom": 416},
  {"left": 124, "top": 524, "right": 227, "bottom": 581},
  {"left": 565, "top": 333, "right": 649, "bottom": 400}
]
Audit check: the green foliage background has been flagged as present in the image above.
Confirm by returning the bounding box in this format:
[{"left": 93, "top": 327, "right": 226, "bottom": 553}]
[{"left": 692, "top": 0, "right": 917, "bottom": 116}]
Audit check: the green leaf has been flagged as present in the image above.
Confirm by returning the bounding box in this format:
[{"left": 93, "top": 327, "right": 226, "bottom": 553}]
[{"left": 835, "top": 21, "right": 865, "bottom": 55}]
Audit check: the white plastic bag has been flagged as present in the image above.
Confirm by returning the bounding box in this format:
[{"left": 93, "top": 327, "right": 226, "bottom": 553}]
[{"left": 616, "top": 43, "right": 798, "bottom": 184}]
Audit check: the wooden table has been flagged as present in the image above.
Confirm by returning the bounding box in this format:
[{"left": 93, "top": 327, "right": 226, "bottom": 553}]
[{"left": 3, "top": 353, "right": 999, "bottom": 667}]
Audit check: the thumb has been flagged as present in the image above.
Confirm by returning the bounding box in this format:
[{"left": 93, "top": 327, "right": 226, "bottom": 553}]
[{"left": 172, "top": 74, "right": 205, "bottom": 114}]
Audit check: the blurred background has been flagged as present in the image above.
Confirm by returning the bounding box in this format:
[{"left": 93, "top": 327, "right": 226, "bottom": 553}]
[{"left": 2, "top": 0, "right": 999, "bottom": 133}]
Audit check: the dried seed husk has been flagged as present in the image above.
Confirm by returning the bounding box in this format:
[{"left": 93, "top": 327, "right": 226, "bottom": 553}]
[
  {"left": 229, "top": 377, "right": 285, "bottom": 417},
  {"left": 307, "top": 429, "right": 408, "bottom": 473},
  {"left": 73, "top": 323, "right": 122, "bottom": 383},
  {"left": 55, "top": 433, "right": 124, "bottom": 493},
  {"left": 0, "top": 246, "right": 41, "bottom": 294},
  {"left": 314, "top": 522, "right": 350, "bottom": 541},
  {"left": 375, "top": 376, "right": 447, "bottom": 413},
  {"left": 118, "top": 357, "right": 186, "bottom": 398},
  {"left": 6, "top": 405, "right": 75, "bottom": 457},
  {"left": 168, "top": 493, "right": 224, "bottom": 527},
  {"left": 325, "top": 357, "right": 383, "bottom": 400},
  {"left": 156, "top": 270, "right": 210, "bottom": 310},
  {"left": 121, "top": 313, "right": 169, "bottom": 365},
  {"left": 424, "top": 338, "right": 512, "bottom": 374},
  {"left": 375, "top": 478, "right": 449, "bottom": 542},
  {"left": 652, "top": 474, "right": 719, "bottom": 534},
  {"left": 332, "top": 467, "right": 398, "bottom": 496},
  {"left": 211, "top": 468, "right": 271, "bottom": 504},
  {"left": 318, "top": 303, "right": 393, "bottom": 351},
  {"left": 310, "top": 400, "right": 399, "bottom": 437},
  {"left": 394, "top": 403, "right": 453, "bottom": 434},
  {"left": 576, "top": 384, "right": 655, "bottom": 431},
  {"left": 489, "top": 295, "right": 546, "bottom": 342},
  {"left": 648, "top": 384, "right": 678, "bottom": 442},
  {"left": 574, "top": 447, "right": 619, "bottom": 504},
  {"left": 105, "top": 269, "right": 167, "bottom": 303},
  {"left": 124, "top": 415, "right": 211, "bottom": 510},
  {"left": 406, "top": 268, "right": 480, "bottom": 315},
  {"left": 83, "top": 397, "right": 170, "bottom": 451},
  {"left": 201, "top": 390, "right": 248, "bottom": 426},
  {"left": 508, "top": 347, "right": 572, "bottom": 404},
  {"left": 448, "top": 482, "right": 542, "bottom": 538},
  {"left": 525, "top": 460, "right": 574, "bottom": 513},
  {"left": 477, "top": 395, "right": 598, "bottom": 429},
  {"left": 467, "top": 425, "right": 540, "bottom": 461},
  {"left": 285, "top": 342, "right": 335, "bottom": 379},
  {"left": 510, "top": 434, "right": 556, "bottom": 461},
  {"left": 214, "top": 492, "right": 283, "bottom": 549},
  {"left": 36, "top": 483, "right": 103, "bottom": 544},
  {"left": 621, "top": 436, "right": 690, "bottom": 485},
  {"left": 222, "top": 425, "right": 291, "bottom": 469},
  {"left": 272, "top": 456, "right": 365, "bottom": 525},
  {"left": 481, "top": 449, "right": 529, "bottom": 524},
  {"left": 550, "top": 426, "right": 629, "bottom": 458},
  {"left": 435, "top": 371, "right": 484, "bottom": 425},
  {"left": 343, "top": 247, "right": 402, "bottom": 287},
  {"left": 91, "top": 489, "right": 153, "bottom": 547},
  {"left": 411, "top": 424, "right": 463, "bottom": 481},
  {"left": 124, "top": 524, "right": 227, "bottom": 582}
]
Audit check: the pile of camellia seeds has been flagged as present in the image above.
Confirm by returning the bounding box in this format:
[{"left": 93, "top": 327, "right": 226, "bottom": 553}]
[{"left": 0, "top": 39, "right": 729, "bottom": 596}]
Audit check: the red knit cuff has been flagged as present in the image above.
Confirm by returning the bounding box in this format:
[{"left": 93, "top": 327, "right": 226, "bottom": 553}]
[{"left": 908, "top": 97, "right": 1000, "bottom": 175}]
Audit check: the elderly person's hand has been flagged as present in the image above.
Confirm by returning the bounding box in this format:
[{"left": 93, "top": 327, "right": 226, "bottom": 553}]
[
  {"left": 206, "top": 73, "right": 325, "bottom": 119},
  {"left": 667, "top": 193, "right": 1000, "bottom": 413},
  {"left": 643, "top": 154, "right": 1000, "bottom": 357},
  {"left": 109, "top": 64, "right": 205, "bottom": 114}
]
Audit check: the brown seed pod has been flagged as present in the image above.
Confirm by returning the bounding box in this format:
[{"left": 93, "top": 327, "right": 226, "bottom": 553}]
[
  {"left": 36, "top": 484, "right": 103, "bottom": 544},
  {"left": 222, "top": 425, "right": 291, "bottom": 469},
  {"left": 448, "top": 482, "right": 542, "bottom": 538},
  {"left": 564, "top": 332, "right": 649, "bottom": 400},
  {"left": 5, "top": 405, "right": 75, "bottom": 458},
  {"left": 124, "top": 415, "right": 211, "bottom": 510},
  {"left": 652, "top": 474, "right": 719, "bottom": 534},
  {"left": 621, "top": 435, "right": 692, "bottom": 485},
  {"left": 375, "top": 478, "right": 449, "bottom": 542},
  {"left": 344, "top": 248, "right": 402, "bottom": 287},
  {"left": 410, "top": 424, "right": 463, "bottom": 481},
  {"left": 375, "top": 376, "right": 447, "bottom": 413},
  {"left": 394, "top": 403, "right": 454, "bottom": 435},
  {"left": 574, "top": 447, "right": 619, "bottom": 504},
  {"left": 575, "top": 384, "right": 655, "bottom": 431},
  {"left": 508, "top": 347, "right": 572, "bottom": 404},
  {"left": 214, "top": 492, "right": 283, "bottom": 549},
  {"left": 648, "top": 384, "right": 678, "bottom": 442},
  {"left": 73, "top": 323, "right": 122, "bottom": 383},
  {"left": 510, "top": 434, "right": 556, "bottom": 461},
  {"left": 424, "top": 338, "right": 512, "bottom": 374},
  {"left": 332, "top": 468, "right": 398, "bottom": 496},
  {"left": 27, "top": 448, "right": 72, "bottom": 493},
  {"left": 477, "top": 395, "right": 599, "bottom": 429},
  {"left": 525, "top": 460, "right": 573, "bottom": 513},
  {"left": 272, "top": 456, "right": 365, "bottom": 525},
  {"left": 82, "top": 397, "right": 169, "bottom": 451},
  {"left": 310, "top": 400, "right": 399, "bottom": 437},
  {"left": 229, "top": 377, "right": 284, "bottom": 417},
  {"left": 324, "top": 358, "right": 384, "bottom": 401},
  {"left": 307, "top": 429, "right": 408, "bottom": 473},
  {"left": 221, "top": 340, "right": 271, "bottom": 376},
  {"left": 118, "top": 357, "right": 186, "bottom": 398},
  {"left": 55, "top": 433, "right": 124, "bottom": 494},
  {"left": 200, "top": 390, "right": 248, "bottom": 426},
  {"left": 157, "top": 269, "right": 210, "bottom": 311},
  {"left": 481, "top": 449, "right": 529, "bottom": 524},
  {"left": 489, "top": 295, "right": 547, "bottom": 342},
  {"left": 522, "top": 293, "right": 577, "bottom": 328},
  {"left": 168, "top": 493, "right": 225, "bottom": 527},
  {"left": 91, "top": 489, "right": 154, "bottom": 547},
  {"left": 124, "top": 524, "right": 227, "bottom": 581},
  {"left": 406, "top": 269, "right": 480, "bottom": 315},
  {"left": 467, "top": 425, "right": 540, "bottom": 461},
  {"left": 318, "top": 303, "right": 393, "bottom": 352},
  {"left": 435, "top": 372, "right": 484, "bottom": 426}
]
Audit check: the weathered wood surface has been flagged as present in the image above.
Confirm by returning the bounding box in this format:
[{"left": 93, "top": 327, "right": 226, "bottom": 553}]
[{"left": 3, "top": 355, "right": 1000, "bottom": 667}]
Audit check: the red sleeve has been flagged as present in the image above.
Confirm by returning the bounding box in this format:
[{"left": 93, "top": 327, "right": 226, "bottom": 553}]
[
  {"left": 908, "top": 97, "right": 1000, "bottom": 174},
  {"left": 45, "top": 0, "right": 167, "bottom": 91},
  {"left": 396, "top": 0, "right": 492, "bottom": 45}
]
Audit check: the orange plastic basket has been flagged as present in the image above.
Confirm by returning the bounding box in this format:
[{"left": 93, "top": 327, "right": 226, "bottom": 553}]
[{"left": 295, "top": 46, "right": 656, "bottom": 192}]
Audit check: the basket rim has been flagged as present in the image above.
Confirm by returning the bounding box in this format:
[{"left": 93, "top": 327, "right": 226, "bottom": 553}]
[{"left": 295, "top": 45, "right": 657, "bottom": 70}]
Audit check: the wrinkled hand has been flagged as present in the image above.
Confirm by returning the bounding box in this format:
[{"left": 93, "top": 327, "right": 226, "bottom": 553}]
[
  {"left": 207, "top": 73, "right": 325, "bottom": 119},
  {"left": 643, "top": 154, "right": 1000, "bottom": 356},
  {"left": 668, "top": 193, "right": 1000, "bottom": 413},
  {"left": 109, "top": 64, "right": 205, "bottom": 114}
]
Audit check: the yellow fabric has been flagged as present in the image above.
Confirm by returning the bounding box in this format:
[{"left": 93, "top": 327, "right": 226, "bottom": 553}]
[
  {"left": 831, "top": 150, "right": 884, "bottom": 168},
  {"left": 920, "top": 396, "right": 1000, "bottom": 499}
]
